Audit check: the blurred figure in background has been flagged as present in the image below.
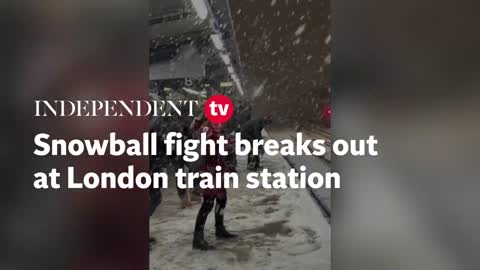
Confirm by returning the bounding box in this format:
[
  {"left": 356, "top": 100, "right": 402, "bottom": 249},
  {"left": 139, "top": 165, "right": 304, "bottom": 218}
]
[
  {"left": 240, "top": 116, "right": 273, "bottom": 170},
  {"left": 190, "top": 116, "right": 238, "bottom": 250}
]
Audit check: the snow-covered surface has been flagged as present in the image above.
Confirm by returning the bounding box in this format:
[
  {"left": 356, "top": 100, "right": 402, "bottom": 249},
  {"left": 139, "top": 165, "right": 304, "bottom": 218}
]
[{"left": 149, "top": 149, "right": 330, "bottom": 269}]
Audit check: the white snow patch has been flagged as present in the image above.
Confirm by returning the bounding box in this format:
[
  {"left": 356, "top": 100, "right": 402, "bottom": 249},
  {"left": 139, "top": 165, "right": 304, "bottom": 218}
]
[{"left": 190, "top": 0, "right": 208, "bottom": 20}]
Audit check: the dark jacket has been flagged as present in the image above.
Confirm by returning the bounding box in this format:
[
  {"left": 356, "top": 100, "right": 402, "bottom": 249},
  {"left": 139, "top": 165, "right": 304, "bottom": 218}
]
[{"left": 240, "top": 118, "right": 266, "bottom": 141}]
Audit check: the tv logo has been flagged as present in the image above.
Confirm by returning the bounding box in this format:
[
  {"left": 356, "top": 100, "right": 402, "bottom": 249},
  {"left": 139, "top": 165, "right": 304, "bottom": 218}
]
[{"left": 204, "top": 94, "right": 234, "bottom": 124}]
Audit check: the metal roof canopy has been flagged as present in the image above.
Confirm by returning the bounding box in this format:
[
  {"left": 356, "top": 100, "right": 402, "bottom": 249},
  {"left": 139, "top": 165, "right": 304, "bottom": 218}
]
[
  {"left": 150, "top": 44, "right": 206, "bottom": 80},
  {"left": 149, "top": 0, "right": 243, "bottom": 94}
]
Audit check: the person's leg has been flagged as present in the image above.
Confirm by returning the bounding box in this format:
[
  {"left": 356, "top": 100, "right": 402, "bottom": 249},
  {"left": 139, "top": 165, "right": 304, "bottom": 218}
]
[
  {"left": 247, "top": 151, "right": 256, "bottom": 170},
  {"left": 173, "top": 158, "right": 192, "bottom": 208},
  {"left": 254, "top": 154, "right": 260, "bottom": 169},
  {"left": 214, "top": 190, "right": 238, "bottom": 238},
  {"left": 248, "top": 151, "right": 261, "bottom": 170},
  {"left": 192, "top": 196, "right": 215, "bottom": 250},
  {"left": 247, "top": 139, "right": 261, "bottom": 170},
  {"left": 224, "top": 153, "right": 237, "bottom": 172},
  {"left": 176, "top": 186, "right": 187, "bottom": 198},
  {"left": 177, "top": 186, "right": 192, "bottom": 208},
  {"left": 185, "top": 159, "right": 203, "bottom": 202},
  {"left": 176, "top": 173, "right": 191, "bottom": 208}
]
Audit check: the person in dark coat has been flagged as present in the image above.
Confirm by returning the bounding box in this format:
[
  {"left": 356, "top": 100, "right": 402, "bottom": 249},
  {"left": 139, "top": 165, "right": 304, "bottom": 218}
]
[{"left": 240, "top": 116, "right": 272, "bottom": 170}]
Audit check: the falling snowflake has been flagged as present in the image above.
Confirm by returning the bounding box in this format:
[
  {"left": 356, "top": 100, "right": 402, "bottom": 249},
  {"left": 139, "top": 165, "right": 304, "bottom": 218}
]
[
  {"left": 271, "top": 0, "right": 277, "bottom": 6},
  {"left": 324, "top": 54, "right": 331, "bottom": 64},
  {"left": 324, "top": 34, "right": 331, "bottom": 45},
  {"left": 294, "top": 24, "right": 306, "bottom": 36}
]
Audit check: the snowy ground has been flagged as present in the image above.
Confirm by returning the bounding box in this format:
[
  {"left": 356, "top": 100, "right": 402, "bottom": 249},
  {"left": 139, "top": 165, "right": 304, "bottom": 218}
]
[{"left": 149, "top": 150, "right": 331, "bottom": 270}]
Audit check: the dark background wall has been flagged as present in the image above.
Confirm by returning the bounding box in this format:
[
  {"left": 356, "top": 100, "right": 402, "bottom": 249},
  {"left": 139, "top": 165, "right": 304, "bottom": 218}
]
[{"left": 230, "top": 0, "right": 331, "bottom": 128}]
